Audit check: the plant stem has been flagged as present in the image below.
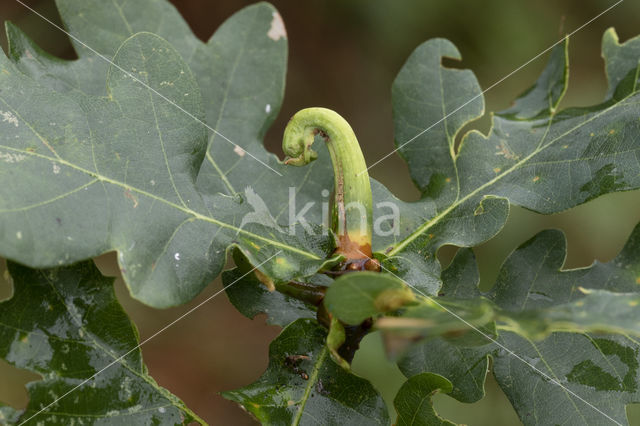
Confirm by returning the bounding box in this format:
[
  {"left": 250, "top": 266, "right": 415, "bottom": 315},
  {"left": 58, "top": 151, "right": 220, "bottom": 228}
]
[{"left": 283, "top": 107, "right": 377, "bottom": 269}]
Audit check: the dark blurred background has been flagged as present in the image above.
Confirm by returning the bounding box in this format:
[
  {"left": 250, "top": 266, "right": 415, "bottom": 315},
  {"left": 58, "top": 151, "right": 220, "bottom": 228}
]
[{"left": 1, "top": 0, "right": 640, "bottom": 424}]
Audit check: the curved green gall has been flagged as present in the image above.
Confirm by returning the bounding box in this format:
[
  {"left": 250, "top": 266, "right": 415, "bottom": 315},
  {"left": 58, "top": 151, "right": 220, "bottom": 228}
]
[{"left": 283, "top": 107, "right": 378, "bottom": 269}]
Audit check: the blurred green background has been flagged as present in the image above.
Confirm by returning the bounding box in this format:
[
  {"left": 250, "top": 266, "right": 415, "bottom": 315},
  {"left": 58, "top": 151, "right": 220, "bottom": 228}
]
[{"left": 1, "top": 0, "right": 640, "bottom": 424}]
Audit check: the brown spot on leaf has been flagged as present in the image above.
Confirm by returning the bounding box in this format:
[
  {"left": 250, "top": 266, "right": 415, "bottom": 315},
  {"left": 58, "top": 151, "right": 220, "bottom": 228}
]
[{"left": 124, "top": 188, "right": 138, "bottom": 208}]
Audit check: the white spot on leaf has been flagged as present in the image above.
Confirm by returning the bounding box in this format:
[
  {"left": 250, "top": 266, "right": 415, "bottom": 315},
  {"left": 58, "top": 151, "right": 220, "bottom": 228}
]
[
  {"left": 234, "top": 145, "right": 246, "bottom": 157},
  {"left": 128, "top": 404, "right": 143, "bottom": 414},
  {"left": 158, "top": 407, "right": 166, "bottom": 414},
  {"left": 52, "top": 163, "right": 61, "bottom": 174},
  {"left": 0, "top": 110, "right": 19, "bottom": 127},
  {"left": 174, "top": 253, "right": 180, "bottom": 261},
  {"left": 265, "top": 104, "right": 272, "bottom": 113},
  {"left": 0, "top": 151, "right": 26, "bottom": 163},
  {"left": 267, "top": 11, "right": 286, "bottom": 41},
  {"left": 16, "top": 231, "right": 22, "bottom": 239}
]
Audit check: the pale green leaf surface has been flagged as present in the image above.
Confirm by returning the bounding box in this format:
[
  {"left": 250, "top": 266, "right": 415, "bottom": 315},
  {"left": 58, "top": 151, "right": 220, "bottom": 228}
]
[
  {"left": 397, "top": 249, "right": 491, "bottom": 403},
  {"left": 0, "top": 260, "right": 201, "bottom": 425},
  {"left": 500, "top": 38, "right": 568, "bottom": 120},
  {"left": 383, "top": 32, "right": 640, "bottom": 298},
  {"left": 602, "top": 28, "right": 640, "bottom": 100},
  {"left": 5, "top": 21, "right": 107, "bottom": 97},
  {"left": 56, "top": 0, "right": 198, "bottom": 59},
  {"left": 0, "top": 26, "right": 334, "bottom": 308},
  {"left": 324, "top": 272, "right": 415, "bottom": 325},
  {"left": 487, "top": 226, "right": 640, "bottom": 425},
  {"left": 393, "top": 373, "right": 456, "bottom": 426},
  {"left": 392, "top": 38, "right": 484, "bottom": 206},
  {"left": 398, "top": 223, "right": 640, "bottom": 424},
  {"left": 3, "top": 2, "right": 640, "bottom": 424},
  {"left": 49, "top": 0, "right": 336, "bottom": 205},
  {"left": 222, "top": 319, "right": 389, "bottom": 426},
  {"left": 1, "top": 1, "right": 338, "bottom": 308}
]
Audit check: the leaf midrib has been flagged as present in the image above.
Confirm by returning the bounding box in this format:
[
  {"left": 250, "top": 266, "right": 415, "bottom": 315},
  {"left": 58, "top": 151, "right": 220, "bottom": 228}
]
[
  {"left": 0, "top": 141, "right": 319, "bottom": 260},
  {"left": 292, "top": 345, "right": 328, "bottom": 426},
  {"left": 1, "top": 31, "right": 320, "bottom": 261},
  {"left": 387, "top": 92, "right": 639, "bottom": 257},
  {"left": 518, "top": 333, "right": 589, "bottom": 424}
]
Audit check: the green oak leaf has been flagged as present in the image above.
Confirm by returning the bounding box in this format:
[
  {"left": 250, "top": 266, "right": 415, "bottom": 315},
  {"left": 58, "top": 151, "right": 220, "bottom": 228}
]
[
  {"left": 602, "top": 28, "right": 640, "bottom": 101},
  {"left": 222, "top": 249, "right": 325, "bottom": 327},
  {"left": 487, "top": 225, "right": 640, "bottom": 425},
  {"left": 19, "top": 0, "right": 335, "bottom": 214},
  {"left": 397, "top": 248, "right": 491, "bottom": 403},
  {"left": 0, "top": 8, "right": 336, "bottom": 308},
  {"left": 221, "top": 318, "right": 389, "bottom": 425},
  {"left": 393, "top": 373, "right": 457, "bottom": 426},
  {"left": 222, "top": 248, "right": 335, "bottom": 327},
  {"left": 398, "top": 222, "right": 640, "bottom": 424},
  {"left": 0, "top": 260, "right": 202, "bottom": 425},
  {"left": 380, "top": 30, "right": 640, "bottom": 295},
  {"left": 324, "top": 272, "right": 416, "bottom": 325},
  {"left": 375, "top": 279, "right": 640, "bottom": 342},
  {"left": 3, "top": 2, "right": 640, "bottom": 424},
  {"left": 329, "top": 243, "right": 640, "bottom": 349},
  {"left": 223, "top": 267, "right": 317, "bottom": 327},
  {"left": 59, "top": 0, "right": 336, "bottom": 226}
]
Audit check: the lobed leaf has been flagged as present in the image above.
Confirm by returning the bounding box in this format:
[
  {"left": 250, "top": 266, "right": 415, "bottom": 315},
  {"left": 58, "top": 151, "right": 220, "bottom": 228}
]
[
  {"left": 398, "top": 222, "right": 640, "bottom": 425},
  {"left": 487, "top": 225, "right": 640, "bottom": 425},
  {"left": 221, "top": 318, "right": 389, "bottom": 425},
  {"left": 0, "top": 260, "right": 201, "bottom": 425},
  {"left": 382, "top": 31, "right": 640, "bottom": 295},
  {"left": 3, "top": 1, "right": 640, "bottom": 424},
  {"left": 324, "top": 272, "right": 415, "bottom": 325},
  {"left": 397, "top": 249, "right": 490, "bottom": 403},
  {"left": 0, "top": 4, "right": 336, "bottom": 308},
  {"left": 393, "top": 373, "right": 456, "bottom": 426}
]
